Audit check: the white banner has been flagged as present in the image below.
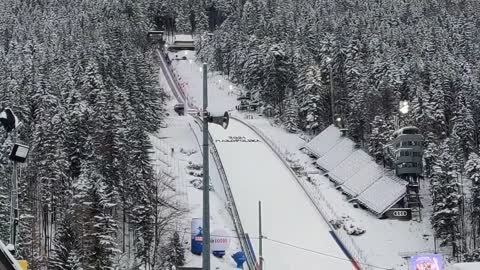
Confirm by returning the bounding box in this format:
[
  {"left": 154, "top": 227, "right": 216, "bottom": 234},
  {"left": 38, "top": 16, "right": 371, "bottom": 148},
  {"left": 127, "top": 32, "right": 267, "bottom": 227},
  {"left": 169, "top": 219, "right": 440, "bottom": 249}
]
[{"left": 211, "top": 229, "right": 230, "bottom": 252}]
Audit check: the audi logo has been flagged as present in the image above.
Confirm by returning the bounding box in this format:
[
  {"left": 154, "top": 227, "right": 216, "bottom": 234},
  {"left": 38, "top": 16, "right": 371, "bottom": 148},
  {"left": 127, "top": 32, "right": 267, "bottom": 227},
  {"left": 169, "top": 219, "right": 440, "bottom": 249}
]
[{"left": 393, "top": 211, "right": 408, "bottom": 217}]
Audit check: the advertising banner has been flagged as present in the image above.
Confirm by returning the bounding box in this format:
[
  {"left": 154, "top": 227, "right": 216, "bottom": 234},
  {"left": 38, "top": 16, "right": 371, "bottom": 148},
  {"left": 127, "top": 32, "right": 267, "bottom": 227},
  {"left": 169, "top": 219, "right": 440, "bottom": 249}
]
[
  {"left": 232, "top": 251, "right": 246, "bottom": 268},
  {"left": 410, "top": 254, "right": 443, "bottom": 270},
  {"left": 385, "top": 208, "right": 412, "bottom": 221},
  {"left": 211, "top": 229, "right": 230, "bottom": 258},
  {"left": 191, "top": 218, "right": 203, "bottom": 255}
]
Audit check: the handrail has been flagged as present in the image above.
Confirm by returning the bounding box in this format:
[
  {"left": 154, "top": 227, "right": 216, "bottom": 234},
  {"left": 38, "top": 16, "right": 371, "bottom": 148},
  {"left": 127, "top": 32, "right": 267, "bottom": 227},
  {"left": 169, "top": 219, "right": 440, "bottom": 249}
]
[
  {"left": 231, "top": 116, "right": 372, "bottom": 270},
  {"left": 193, "top": 118, "right": 257, "bottom": 270}
]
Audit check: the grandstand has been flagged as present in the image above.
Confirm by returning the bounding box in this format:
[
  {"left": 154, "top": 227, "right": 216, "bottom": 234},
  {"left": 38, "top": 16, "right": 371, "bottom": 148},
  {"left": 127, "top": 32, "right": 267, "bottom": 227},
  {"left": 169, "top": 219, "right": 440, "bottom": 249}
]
[
  {"left": 356, "top": 175, "right": 407, "bottom": 216},
  {"left": 341, "top": 165, "right": 385, "bottom": 198},
  {"left": 302, "top": 125, "right": 343, "bottom": 158},
  {"left": 316, "top": 138, "right": 355, "bottom": 172},
  {"left": 302, "top": 125, "right": 408, "bottom": 218},
  {"left": 328, "top": 150, "right": 373, "bottom": 185}
]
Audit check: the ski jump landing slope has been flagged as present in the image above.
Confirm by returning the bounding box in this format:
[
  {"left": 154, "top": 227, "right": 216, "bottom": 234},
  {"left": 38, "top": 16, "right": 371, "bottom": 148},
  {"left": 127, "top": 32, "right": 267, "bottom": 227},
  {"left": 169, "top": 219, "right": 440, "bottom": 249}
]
[{"left": 209, "top": 120, "right": 354, "bottom": 270}]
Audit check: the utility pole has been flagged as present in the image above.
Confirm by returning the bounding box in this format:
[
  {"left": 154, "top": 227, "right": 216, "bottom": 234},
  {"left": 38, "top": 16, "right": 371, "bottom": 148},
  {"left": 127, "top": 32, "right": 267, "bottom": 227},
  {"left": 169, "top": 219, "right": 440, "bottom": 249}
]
[
  {"left": 259, "top": 201, "right": 264, "bottom": 270},
  {"left": 202, "top": 63, "right": 211, "bottom": 270},
  {"left": 329, "top": 63, "right": 335, "bottom": 126},
  {"left": 10, "top": 128, "right": 18, "bottom": 249}
]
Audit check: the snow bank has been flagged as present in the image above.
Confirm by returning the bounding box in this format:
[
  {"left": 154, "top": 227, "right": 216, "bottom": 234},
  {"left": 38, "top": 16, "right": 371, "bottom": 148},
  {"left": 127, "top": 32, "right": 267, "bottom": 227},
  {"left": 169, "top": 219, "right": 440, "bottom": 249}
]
[{"left": 448, "top": 262, "right": 480, "bottom": 270}]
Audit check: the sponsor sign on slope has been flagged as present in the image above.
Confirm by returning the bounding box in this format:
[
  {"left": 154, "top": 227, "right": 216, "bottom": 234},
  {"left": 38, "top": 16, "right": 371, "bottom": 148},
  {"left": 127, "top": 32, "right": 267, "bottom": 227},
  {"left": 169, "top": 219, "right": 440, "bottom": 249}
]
[
  {"left": 191, "top": 218, "right": 203, "bottom": 255},
  {"left": 215, "top": 136, "right": 260, "bottom": 143},
  {"left": 385, "top": 208, "right": 412, "bottom": 220},
  {"left": 211, "top": 229, "right": 230, "bottom": 258}
]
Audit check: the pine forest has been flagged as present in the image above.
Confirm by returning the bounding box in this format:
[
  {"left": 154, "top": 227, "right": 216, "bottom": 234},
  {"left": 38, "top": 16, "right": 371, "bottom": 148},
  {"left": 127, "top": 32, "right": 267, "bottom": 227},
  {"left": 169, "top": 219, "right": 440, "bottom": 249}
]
[{"left": 1, "top": 0, "right": 480, "bottom": 268}]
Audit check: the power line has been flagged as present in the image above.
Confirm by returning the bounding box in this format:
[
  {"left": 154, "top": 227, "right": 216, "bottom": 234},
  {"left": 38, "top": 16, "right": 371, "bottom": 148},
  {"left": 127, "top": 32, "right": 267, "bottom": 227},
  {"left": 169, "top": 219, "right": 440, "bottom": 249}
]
[
  {"left": 159, "top": 227, "right": 393, "bottom": 270},
  {"left": 16, "top": 212, "right": 393, "bottom": 270},
  {"left": 263, "top": 237, "right": 393, "bottom": 270}
]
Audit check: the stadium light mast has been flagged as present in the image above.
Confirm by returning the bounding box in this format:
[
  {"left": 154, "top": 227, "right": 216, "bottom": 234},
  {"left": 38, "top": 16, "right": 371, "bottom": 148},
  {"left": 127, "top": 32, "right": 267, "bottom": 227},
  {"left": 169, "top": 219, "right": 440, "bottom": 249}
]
[
  {"left": 399, "top": 100, "right": 409, "bottom": 115},
  {"left": 397, "top": 100, "right": 410, "bottom": 129},
  {"left": 1, "top": 108, "right": 29, "bottom": 253},
  {"left": 326, "top": 57, "right": 335, "bottom": 125},
  {"left": 201, "top": 63, "right": 229, "bottom": 270}
]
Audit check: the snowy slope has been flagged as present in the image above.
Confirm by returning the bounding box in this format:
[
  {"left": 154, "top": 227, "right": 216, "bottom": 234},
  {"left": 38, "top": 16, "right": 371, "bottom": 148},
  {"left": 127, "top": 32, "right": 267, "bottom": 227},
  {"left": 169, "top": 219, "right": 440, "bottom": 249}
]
[
  {"left": 168, "top": 47, "right": 437, "bottom": 270},
  {"left": 240, "top": 116, "right": 436, "bottom": 269},
  {"left": 168, "top": 50, "right": 239, "bottom": 113},
  {"left": 448, "top": 262, "right": 480, "bottom": 270},
  {"left": 209, "top": 120, "right": 354, "bottom": 270},
  {"left": 152, "top": 64, "right": 242, "bottom": 269}
]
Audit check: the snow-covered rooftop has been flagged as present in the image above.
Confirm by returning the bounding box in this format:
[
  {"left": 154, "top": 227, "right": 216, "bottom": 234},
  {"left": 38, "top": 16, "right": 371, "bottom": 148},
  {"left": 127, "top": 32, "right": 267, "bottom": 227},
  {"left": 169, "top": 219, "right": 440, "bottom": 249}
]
[
  {"left": 356, "top": 175, "right": 407, "bottom": 216},
  {"left": 303, "top": 125, "right": 342, "bottom": 158},
  {"left": 341, "top": 164, "right": 384, "bottom": 197},
  {"left": 307, "top": 125, "right": 409, "bottom": 217},
  {"left": 175, "top": 34, "right": 194, "bottom": 42},
  {"left": 328, "top": 150, "right": 373, "bottom": 185},
  {"left": 316, "top": 138, "right": 355, "bottom": 172}
]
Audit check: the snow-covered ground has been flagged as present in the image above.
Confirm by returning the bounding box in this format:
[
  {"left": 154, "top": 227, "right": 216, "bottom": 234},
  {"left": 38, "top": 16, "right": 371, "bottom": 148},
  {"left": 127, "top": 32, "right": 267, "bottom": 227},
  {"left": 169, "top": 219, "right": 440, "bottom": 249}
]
[
  {"left": 168, "top": 48, "right": 440, "bottom": 270},
  {"left": 209, "top": 119, "right": 353, "bottom": 269},
  {"left": 168, "top": 51, "right": 353, "bottom": 269},
  {"left": 238, "top": 116, "right": 436, "bottom": 269},
  {"left": 448, "top": 262, "right": 480, "bottom": 270},
  {"left": 150, "top": 64, "right": 243, "bottom": 269},
  {"left": 169, "top": 50, "right": 239, "bottom": 113}
]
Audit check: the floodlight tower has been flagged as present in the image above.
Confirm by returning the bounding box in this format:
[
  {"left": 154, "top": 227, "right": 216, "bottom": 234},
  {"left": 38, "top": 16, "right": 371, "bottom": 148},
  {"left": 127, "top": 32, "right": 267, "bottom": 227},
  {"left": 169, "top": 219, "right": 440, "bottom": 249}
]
[
  {"left": 1, "top": 108, "right": 30, "bottom": 251},
  {"left": 200, "top": 63, "right": 229, "bottom": 270},
  {"left": 384, "top": 101, "right": 424, "bottom": 221}
]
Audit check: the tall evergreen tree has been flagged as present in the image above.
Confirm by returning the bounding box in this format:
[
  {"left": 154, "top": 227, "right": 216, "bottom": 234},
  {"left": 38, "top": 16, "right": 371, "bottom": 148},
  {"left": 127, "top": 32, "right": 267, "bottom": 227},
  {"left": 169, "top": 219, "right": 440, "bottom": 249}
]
[
  {"left": 368, "top": 116, "right": 394, "bottom": 164},
  {"left": 164, "top": 231, "right": 185, "bottom": 268},
  {"left": 283, "top": 92, "right": 299, "bottom": 133},
  {"left": 49, "top": 212, "right": 82, "bottom": 270},
  {"left": 74, "top": 165, "right": 119, "bottom": 270},
  {"left": 465, "top": 153, "right": 480, "bottom": 249},
  {"left": 431, "top": 139, "right": 463, "bottom": 257}
]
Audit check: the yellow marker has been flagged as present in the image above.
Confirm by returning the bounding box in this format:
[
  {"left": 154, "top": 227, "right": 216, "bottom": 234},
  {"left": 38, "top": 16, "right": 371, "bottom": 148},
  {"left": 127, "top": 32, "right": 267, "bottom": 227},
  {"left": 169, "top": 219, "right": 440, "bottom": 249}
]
[{"left": 18, "top": 260, "right": 28, "bottom": 270}]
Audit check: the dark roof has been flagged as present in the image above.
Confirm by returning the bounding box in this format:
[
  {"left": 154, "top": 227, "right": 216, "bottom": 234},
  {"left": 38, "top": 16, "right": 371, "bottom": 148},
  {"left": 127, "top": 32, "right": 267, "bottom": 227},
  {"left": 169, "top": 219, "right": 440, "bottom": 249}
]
[{"left": 0, "top": 241, "right": 21, "bottom": 270}]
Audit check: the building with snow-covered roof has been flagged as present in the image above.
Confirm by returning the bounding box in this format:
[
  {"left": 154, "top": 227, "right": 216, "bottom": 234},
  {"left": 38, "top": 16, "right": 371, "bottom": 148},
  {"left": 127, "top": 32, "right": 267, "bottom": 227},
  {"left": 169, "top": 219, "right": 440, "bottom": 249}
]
[
  {"left": 0, "top": 241, "right": 23, "bottom": 270},
  {"left": 315, "top": 137, "right": 355, "bottom": 172},
  {"left": 302, "top": 125, "right": 342, "bottom": 158},
  {"left": 385, "top": 126, "right": 424, "bottom": 176},
  {"left": 341, "top": 164, "right": 384, "bottom": 197},
  {"left": 328, "top": 150, "right": 372, "bottom": 185},
  {"left": 302, "top": 125, "right": 409, "bottom": 218},
  {"left": 167, "top": 34, "right": 195, "bottom": 51},
  {"left": 174, "top": 34, "right": 194, "bottom": 42},
  {"left": 356, "top": 174, "right": 407, "bottom": 216}
]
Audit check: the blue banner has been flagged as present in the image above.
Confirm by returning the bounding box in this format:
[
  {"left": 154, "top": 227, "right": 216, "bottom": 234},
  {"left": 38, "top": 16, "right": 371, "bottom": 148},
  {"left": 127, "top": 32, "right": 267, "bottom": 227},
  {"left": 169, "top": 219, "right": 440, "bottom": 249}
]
[
  {"left": 232, "top": 251, "right": 246, "bottom": 268},
  {"left": 191, "top": 218, "right": 203, "bottom": 255}
]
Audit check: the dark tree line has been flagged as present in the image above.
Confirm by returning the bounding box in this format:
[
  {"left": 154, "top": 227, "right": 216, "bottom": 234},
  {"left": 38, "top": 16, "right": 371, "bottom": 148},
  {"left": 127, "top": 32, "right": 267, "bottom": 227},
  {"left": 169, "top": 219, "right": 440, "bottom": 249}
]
[{"left": 0, "top": 0, "right": 185, "bottom": 269}]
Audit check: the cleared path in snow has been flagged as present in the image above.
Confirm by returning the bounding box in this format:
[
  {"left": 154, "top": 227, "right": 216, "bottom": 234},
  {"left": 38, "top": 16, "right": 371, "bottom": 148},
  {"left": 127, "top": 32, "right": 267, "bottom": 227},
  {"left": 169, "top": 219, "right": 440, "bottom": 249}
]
[{"left": 209, "top": 119, "right": 354, "bottom": 270}]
